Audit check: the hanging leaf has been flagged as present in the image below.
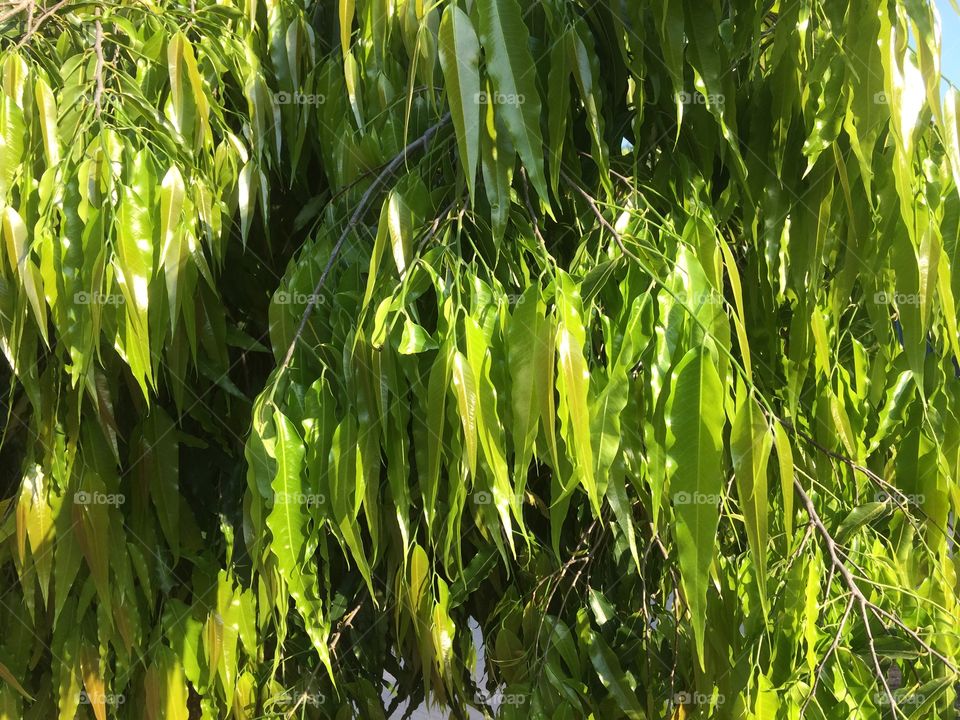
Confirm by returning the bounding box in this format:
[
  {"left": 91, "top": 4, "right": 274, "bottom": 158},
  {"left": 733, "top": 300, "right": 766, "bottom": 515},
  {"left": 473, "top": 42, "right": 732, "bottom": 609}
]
[
  {"left": 475, "top": 0, "right": 550, "bottom": 203},
  {"left": 666, "top": 346, "right": 725, "bottom": 669},
  {"left": 438, "top": 6, "right": 481, "bottom": 201}
]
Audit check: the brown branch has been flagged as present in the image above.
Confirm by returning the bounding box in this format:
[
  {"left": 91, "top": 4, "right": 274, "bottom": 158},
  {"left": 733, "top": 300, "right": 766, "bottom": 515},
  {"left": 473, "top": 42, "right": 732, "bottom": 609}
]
[
  {"left": 328, "top": 601, "right": 364, "bottom": 655},
  {"left": 14, "top": 0, "right": 70, "bottom": 47},
  {"left": 794, "top": 477, "right": 958, "bottom": 714},
  {"left": 794, "top": 478, "right": 899, "bottom": 711},
  {"left": 282, "top": 598, "right": 366, "bottom": 719},
  {"left": 560, "top": 168, "right": 634, "bottom": 259},
  {"left": 0, "top": 2, "right": 30, "bottom": 27}
]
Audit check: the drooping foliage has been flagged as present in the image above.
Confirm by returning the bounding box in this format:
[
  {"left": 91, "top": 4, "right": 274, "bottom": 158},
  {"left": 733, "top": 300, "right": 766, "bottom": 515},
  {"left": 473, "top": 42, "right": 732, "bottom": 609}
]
[{"left": 1, "top": 0, "right": 960, "bottom": 718}]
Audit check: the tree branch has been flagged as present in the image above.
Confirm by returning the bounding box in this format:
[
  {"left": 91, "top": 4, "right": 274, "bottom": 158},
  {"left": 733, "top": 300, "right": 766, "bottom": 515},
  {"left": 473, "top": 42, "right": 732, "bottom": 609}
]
[
  {"left": 92, "top": 9, "right": 104, "bottom": 117},
  {"left": 277, "top": 113, "right": 451, "bottom": 376},
  {"left": 794, "top": 477, "right": 958, "bottom": 714}
]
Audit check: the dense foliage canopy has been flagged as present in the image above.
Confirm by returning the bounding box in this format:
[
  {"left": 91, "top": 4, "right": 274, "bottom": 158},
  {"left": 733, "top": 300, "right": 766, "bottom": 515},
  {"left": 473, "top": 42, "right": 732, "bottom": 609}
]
[{"left": 1, "top": 0, "right": 960, "bottom": 717}]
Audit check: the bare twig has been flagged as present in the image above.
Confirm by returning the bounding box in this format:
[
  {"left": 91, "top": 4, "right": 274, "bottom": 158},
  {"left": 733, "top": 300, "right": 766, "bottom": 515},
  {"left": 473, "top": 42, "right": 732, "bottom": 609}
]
[
  {"left": 801, "top": 595, "right": 855, "bottom": 715},
  {"left": 328, "top": 600, "right": 364, "bottom": 655},
  {"left": 794, "top": 479, "right": 900, "bottom": 712},
  {"left": 0, "top": 2, "right": 31, "bottom": 27},
  {"left": 14, "top": 0, "right": 70, "bottom": 47},
  {"left": 92, "top": 9, "right": 104, "bottom": 117},
  {"left": 560, "top": 168, "right": 634, "bottom": 259},
  {"left": 283, "top": 598, "right": 365, "bottom": 719},
  {"left": 529, "top": 517, "right": 601, "bottom": 688},
  {"left": 414, "top": 197, "right": 459, "bottom": 257}
]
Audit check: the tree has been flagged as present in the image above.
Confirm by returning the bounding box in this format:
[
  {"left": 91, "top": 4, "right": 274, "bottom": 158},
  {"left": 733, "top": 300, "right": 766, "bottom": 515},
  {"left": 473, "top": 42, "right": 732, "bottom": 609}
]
[{"left": 0, "top": 0, "right": 959, "bottom": 717}]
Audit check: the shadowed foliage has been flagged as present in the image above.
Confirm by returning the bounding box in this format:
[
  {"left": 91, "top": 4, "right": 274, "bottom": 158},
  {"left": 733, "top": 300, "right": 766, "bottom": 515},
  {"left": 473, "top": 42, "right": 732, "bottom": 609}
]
[{"left": 1, "top": 0, "right": 960, "bottom": 718}]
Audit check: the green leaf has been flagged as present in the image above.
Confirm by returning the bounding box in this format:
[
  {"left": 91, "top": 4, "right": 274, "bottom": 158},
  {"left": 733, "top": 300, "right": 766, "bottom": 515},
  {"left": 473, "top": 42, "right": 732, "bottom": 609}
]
[
  {"left": 114, "top": 156, "right": 156, "bottom": 395},
  {"left": 2, "top": 207, "right": 47, "bottom": 345},
  {"left": 339, "top": 0, "right": 355, "bottom": 60},
  {"left": 159, "top": 166, "right": 186, "bottom": 333},
  {"left": 152, "top": 646, "right": 189, "bottom": 720},
  {"left": 475, "top": 0, "right": 549, "bottom": 204},
  {"left": 568, "top": 21, "right": 612, "bottom": 197},
  {"left": 362, "top": 199, "right": 391, "bottom": 313},
  {"left": 730, "top": 383, "right": 772, "bottom": 609},
  {"left": 451, "top": 350, "right": 479, "bottom": 479},
  {"left": 139, "top": 408, "right": 180, "bottom": 561},
  {"left": 834, "top": 501, "right": 888, "bottom": 544},
  {"left": 556, "top": 273, "right": 600, "bottom": 516},
  {"left": 0, "top": 662, "right": 33, "bottom": 702},
  {"left": 330, "top": 417, "right": 375, "bottom": 598},
  {"left": 267, "top": 409, "right": 334, "bottom": 677},
  {"left": 666, "top": 346, "right": 725, "bottom": 670},
  {"left": 424, "top": 342, "right": 452, "bottom": 536},
  {"left": 438, "top": 6, "right": 481, "bottom": 202},
  {"left": 387, "top": 188, "right": 413, "bottom": 277},
  {"left": 773, "top": 422, "right": 795, "bottom": 542},
  {"left": 266, "top": 409, "right": 308, "bottom": 581},
  {"left": 34, "top": 77, "right": 59, "bottom": 167},
  {"left": 479, "top": 89, "right": 513, "bottom": 242},
  {"left": 398, "top": 316, "right": 437, "bottom": 354},
  {"left": 507, "top": 288, "right": 549, "bottom": 483},
  {"left": 21, "top": 465, "right": 54, "bottom": 607},
  {"left": 465, "top": 314, "right": 520, "bottom": 553},
  {"left": 578, "top": 612, "right": 644, "bottom": 719}
]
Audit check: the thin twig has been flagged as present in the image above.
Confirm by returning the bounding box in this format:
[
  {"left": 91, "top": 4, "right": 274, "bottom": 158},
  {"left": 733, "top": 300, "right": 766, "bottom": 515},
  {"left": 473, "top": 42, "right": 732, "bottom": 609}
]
[
  {"left": 794, "top": 477, "right": 958, "bottom": 714},
  {"left": 560, "top": 168, "right": 633, "bottom": 259},
  {"left": 785, "top": 418, "right": 949, "bottom": 545},
  {"left": 276, "top": 113, "right": 451, "bottom": 375},
  {"left": 14, "top": 0, "right": 70, "bottom": 47},
  {"left": 92, "top": 9, "right": 104, "bottom": 117},
  {"left": 801, "top": 595, "right": 855, "bottom": 715},
  {"left": 329, "top": 600, "right": 364, "bottom": 655},
  {"left": 0, "top": 2, "right": 30, "bottom": 27},
  {"left": 793, "top": 478, "right": 899, "bottom": 712},
  {"left": 529, "top": 517, "right": 600, "bottom": 688},
  {"left": 283, "top": 599, "right": 365, "bottom": 719}
]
